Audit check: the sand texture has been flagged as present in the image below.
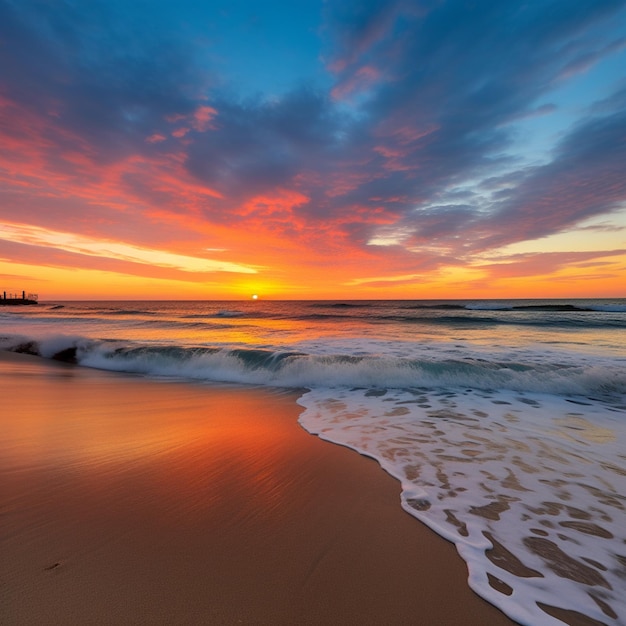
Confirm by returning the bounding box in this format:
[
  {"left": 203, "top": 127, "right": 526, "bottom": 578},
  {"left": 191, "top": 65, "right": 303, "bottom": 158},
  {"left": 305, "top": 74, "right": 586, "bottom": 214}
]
[{"left": 1, "top": 351, "right": 515, "bottom": 624}]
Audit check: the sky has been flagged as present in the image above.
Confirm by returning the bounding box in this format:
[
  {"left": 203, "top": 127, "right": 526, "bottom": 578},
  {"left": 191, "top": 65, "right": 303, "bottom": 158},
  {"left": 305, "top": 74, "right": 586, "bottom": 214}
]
[{"left": 1, "top": 0, "right": 625, "bottom": 300}]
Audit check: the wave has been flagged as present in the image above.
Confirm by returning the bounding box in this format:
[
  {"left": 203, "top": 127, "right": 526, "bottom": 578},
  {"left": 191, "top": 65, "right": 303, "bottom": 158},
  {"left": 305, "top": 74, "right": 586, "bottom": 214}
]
[
  {"left": 180, "top": 310, "right": 245, "bottom": 319},
  {"left": 98, "top": 309, "right": 159, "bottom": 316},
  {"left": 403, "top": 303, "right": 466, "bottom": 310},
  {"left": 2, "top": 334, "right": 624, "bottom": 399},
  {"left": 466, "top": 302, "right": 626, "bottom": 313},
  {"left": 44, "top": 307, "right": 160, "bottom": 317},
  {"left": 380, "top": 314, "right": 626, "bottom": 329},
  {"left": 296, "top": 308, "right": 626, "bottom": 329},
  {"left": 397, "top": 301, "right": 626, "bottom": 313},
  {"left": 307, "top": 302, "right": 373, "bottom": 309},
  {"left": 297, "top": 313, "right": 363, "bottom": 321},
  {"left": 588, "top": 304, "right": 626, "bottom": 312},
  {"left": 214, "top": 310, "right": 245, "bottom": 318},
  {"left": 387, "top": 314, "right": 501, "bottom": 326},
  {"left": 297, "top": 312, "right": 597, "bottom": 328}
]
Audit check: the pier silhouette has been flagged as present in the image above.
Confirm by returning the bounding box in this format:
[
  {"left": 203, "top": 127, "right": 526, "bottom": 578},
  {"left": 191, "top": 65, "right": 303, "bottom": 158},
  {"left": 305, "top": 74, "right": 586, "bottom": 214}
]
[{"left": 1, "top": 290, "right": 38, "bottom": 305}]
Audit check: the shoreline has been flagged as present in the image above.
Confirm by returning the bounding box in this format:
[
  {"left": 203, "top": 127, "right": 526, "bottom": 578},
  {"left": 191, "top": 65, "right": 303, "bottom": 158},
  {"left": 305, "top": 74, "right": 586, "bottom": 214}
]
[{"left": 2, "top": 350, "right": 515, "bottom": 624}]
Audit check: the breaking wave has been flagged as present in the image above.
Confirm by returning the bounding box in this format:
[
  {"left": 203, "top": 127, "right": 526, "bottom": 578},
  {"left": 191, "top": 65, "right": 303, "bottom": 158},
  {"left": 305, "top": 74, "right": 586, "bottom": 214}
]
[{"left": 1, "top": 333, "right": 625, "bottom": 399}]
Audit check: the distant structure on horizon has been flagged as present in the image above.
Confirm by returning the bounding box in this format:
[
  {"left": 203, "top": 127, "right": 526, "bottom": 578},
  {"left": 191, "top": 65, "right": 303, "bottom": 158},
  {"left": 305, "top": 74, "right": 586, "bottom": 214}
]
[{"left": 1, "top": 290, "right": 38, "bottom": 305}]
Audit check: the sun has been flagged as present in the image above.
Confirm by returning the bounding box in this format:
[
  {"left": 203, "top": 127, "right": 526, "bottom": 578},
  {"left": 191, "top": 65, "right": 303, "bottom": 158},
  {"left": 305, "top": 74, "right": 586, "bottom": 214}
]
[{"left": 252, "top": 294, "right": 258, "bottom": 300}]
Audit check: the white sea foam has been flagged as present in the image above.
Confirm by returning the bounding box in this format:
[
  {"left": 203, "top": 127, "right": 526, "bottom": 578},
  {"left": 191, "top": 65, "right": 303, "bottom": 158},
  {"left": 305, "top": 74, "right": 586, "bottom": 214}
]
[{"left": 298, "top": 387, "right": 626, "bottom": 625}]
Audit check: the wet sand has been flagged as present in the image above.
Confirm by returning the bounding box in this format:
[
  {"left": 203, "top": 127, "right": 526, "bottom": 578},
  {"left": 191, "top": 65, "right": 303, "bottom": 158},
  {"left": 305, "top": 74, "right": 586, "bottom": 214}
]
[{"left": 1, "top": 351, "right": 515, "bottom": 624}]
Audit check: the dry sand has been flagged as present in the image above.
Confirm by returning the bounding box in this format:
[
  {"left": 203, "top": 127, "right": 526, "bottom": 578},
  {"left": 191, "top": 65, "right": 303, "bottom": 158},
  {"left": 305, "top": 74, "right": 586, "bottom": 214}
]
[{"left": 1, "top": 350, "right": 515, "bottom": 624}]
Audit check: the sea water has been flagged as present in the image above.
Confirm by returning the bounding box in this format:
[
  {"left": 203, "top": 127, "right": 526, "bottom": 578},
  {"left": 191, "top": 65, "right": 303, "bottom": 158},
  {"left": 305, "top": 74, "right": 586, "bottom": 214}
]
[{"left": 2, "top": 299, "right": 625, "bottom": 625}]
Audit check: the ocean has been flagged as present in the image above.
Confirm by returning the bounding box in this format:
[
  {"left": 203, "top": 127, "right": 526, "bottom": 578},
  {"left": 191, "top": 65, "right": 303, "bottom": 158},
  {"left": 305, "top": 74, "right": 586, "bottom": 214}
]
[{"left": 2, "top": 298, "right": 625, "bottom": 626}]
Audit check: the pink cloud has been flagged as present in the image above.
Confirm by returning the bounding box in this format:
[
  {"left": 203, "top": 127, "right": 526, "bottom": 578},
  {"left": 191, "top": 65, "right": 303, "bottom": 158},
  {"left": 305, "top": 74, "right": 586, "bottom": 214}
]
[
  {"left": 379, "top": 123, "right": 440, "bottom": 145},
  {"left": 331, "top": 65, "right": 382, "bottom": 101},
  {"left": 373, "top": 145, "right": 406, "bottom": 158},
  {"left": 192, "top": 105, "right": 218, "bottom": 132},
  {"left": 165, "top": 113, "right": 187, "bottom": 123},
  {"left": 146, "top": 133, "right": 167, "bottom": 143}
]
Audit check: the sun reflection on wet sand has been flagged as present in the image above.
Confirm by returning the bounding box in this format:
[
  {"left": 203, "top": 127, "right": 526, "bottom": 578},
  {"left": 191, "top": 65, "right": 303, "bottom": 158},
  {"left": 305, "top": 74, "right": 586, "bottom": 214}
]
[{"left": 1, "top": 352, "right": 515, "bottom": 625}]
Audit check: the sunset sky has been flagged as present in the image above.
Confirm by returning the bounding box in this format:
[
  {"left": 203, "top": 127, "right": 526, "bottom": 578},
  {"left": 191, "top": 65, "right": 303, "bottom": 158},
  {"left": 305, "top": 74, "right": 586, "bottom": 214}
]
[{"left": 1, "top": 0, "right": 625, "bottom": 300}]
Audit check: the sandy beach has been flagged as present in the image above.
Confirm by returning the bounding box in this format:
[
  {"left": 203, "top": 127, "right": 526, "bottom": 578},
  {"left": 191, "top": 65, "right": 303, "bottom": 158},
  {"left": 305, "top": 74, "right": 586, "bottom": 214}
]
[{"left": 2, "top": 350, "right": 515, "bottom": 625}]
